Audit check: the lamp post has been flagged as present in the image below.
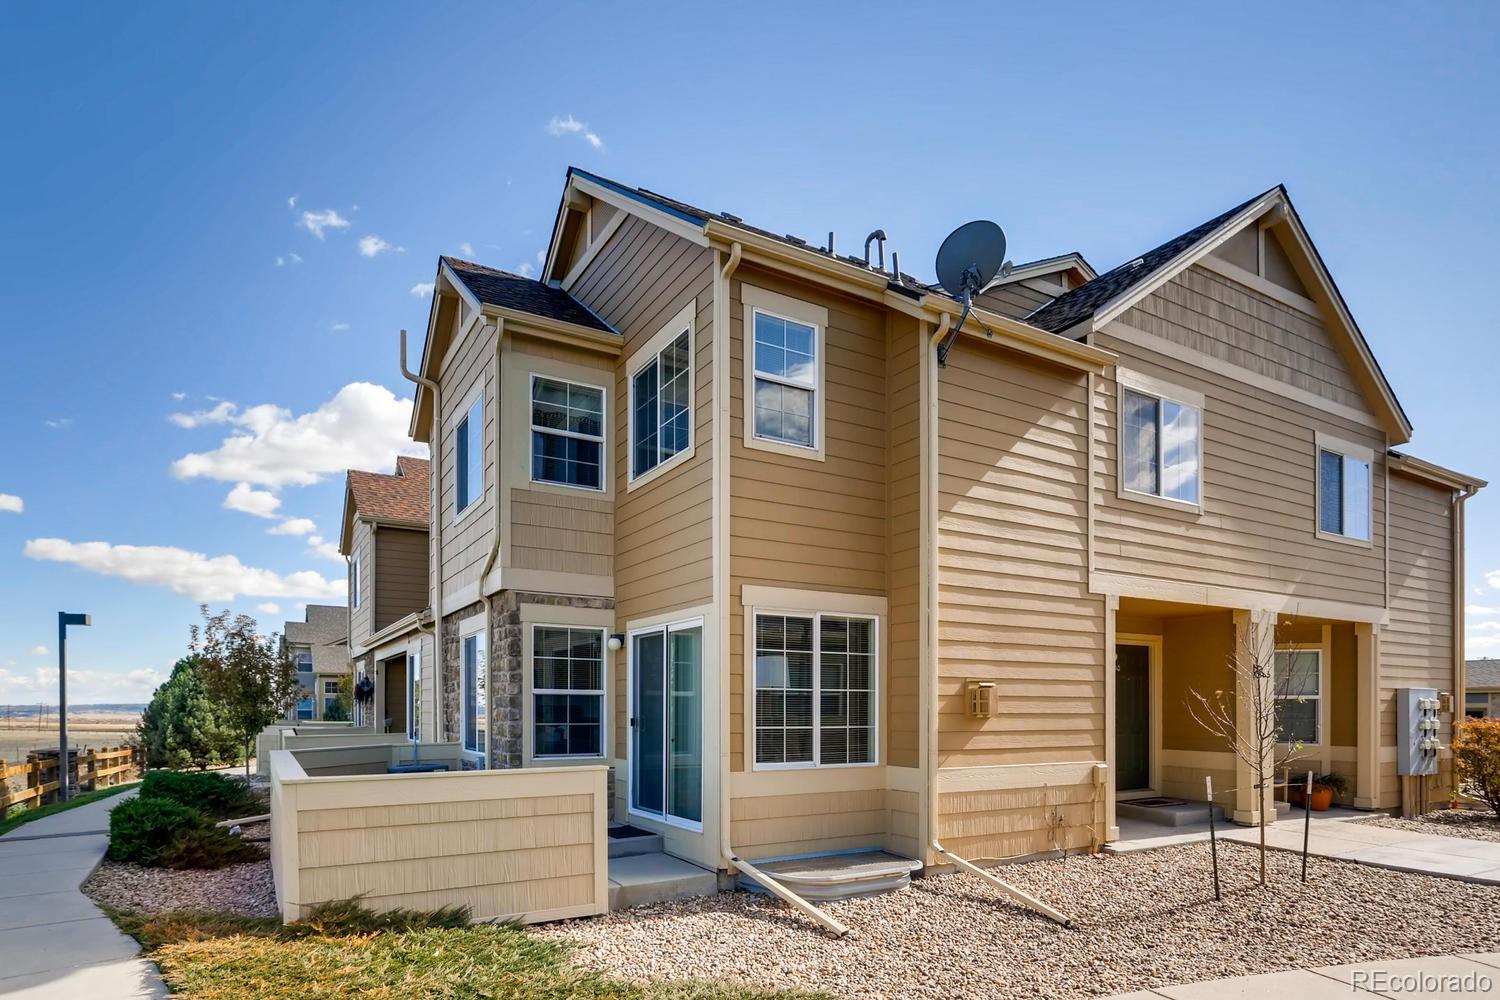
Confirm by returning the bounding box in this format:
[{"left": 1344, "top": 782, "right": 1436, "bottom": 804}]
[{"left": 57, "top": 612, "right": 91, "bottom": 802}]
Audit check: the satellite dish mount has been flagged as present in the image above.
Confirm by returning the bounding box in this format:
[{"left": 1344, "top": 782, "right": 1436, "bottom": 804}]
[{"left": 934, "top": 220, "right": 1008, "bottom": 366}]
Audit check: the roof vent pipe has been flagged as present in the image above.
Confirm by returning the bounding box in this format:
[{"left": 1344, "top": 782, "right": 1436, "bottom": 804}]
[
  {"left": 827, "top": 231, "right": 835, "bottom": 256},
  {"left": 863, "top": 230, "right": 886, "bottom": 270},
  {"left": 890, "top": 251, "right": 900, "bottom": 280}
]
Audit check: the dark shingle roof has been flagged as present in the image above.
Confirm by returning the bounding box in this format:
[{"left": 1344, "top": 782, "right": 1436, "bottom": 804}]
[
  {"left": 1025, "top": 188, "right": 1277, "bottom": 335},
  {"left": 347, "top": 456, "right": 429, "bottom": 525},
  {"left": 442, "top": 257, "right": 614, "bottom": 333},
  {"left": 1470, "top": 660, "right": 1500, "bottom": 690}
]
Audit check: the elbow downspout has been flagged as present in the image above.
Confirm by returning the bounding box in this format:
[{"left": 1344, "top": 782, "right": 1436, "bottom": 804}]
[
  {"left": 400, "top": 329, "right": 444, "bottom": 745},
  {"left": 476, "top": 321, "right": 504, "bottom": 767},
  {"left": 923, "top": 315, "right": 949, "bottom": 866}
]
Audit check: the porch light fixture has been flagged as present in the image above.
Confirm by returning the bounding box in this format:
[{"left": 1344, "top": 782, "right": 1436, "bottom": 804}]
[{"left": 606, "top": 634, "right": 624, "bottom": 652}]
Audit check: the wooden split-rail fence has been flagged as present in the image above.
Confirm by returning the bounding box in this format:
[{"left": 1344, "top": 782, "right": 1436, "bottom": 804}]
[{"left": 0, "top": 744, "right": 144, "bottom": 820}]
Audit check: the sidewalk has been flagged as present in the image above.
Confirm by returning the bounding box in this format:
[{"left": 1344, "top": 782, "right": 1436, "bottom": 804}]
[
  {"left": 0, "top": 790, "right": 165, "bottom": 999},
  {"left": 1106, "top": 953, "right": 1500, "bottom": 997}
]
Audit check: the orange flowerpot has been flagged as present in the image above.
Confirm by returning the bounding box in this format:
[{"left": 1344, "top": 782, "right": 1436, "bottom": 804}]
[{"left": 1309, "top": 787, "right": 1334, "bottom": 811}]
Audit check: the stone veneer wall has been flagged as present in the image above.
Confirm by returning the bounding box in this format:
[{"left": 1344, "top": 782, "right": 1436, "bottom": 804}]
[{"left": 440, "top": 592, "right": 615, "bottom": 770}]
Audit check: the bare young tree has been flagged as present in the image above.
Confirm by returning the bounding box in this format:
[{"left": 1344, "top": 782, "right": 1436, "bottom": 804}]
[{"left": 1185, "top": 614, "right": 1313, "bottom": 885}]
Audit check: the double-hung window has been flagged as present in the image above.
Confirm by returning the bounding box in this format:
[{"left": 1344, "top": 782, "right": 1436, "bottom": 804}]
[
  {"left": 1273, "top": 649, "right": 1321, "bottom": 745},
  {"left": 630, "top": 329, "right": 692, "bottom": 480},
  {"left": 751, "top": 309, "right": 818, "bottom": 449},
  {"left": 455, "top": 395, "right": 484, "bottom": 513},
  {"left": 1316, "top": 435, "right": 1372, "bottom": 541},
  {"left": 461, "top": 628, "right": 487, "bottom": 765},
  {"left": 322, "top": 680, "right": 340, "bottom": 717},
  {"left": 531, "top": 376, "right": 605, "bottom": 490},
  {"left": 1120, "top": 374, "right": 1202, "bottom": 506},
  {"left": 753, "top": 612, "right": 876, "bottom": 768},
  {"left": 532, "top": 626, "right": 605, "bottom": 758}
]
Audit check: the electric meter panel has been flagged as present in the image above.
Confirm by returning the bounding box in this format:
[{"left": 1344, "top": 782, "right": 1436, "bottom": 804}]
[{"left": 1397, "top": 686, "right": 1440, "bottom": 776}]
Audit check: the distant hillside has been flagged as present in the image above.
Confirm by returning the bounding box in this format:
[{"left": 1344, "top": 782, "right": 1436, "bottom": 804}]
[{"left": 0, "top": 704, "right": 146, "bottom": 716}]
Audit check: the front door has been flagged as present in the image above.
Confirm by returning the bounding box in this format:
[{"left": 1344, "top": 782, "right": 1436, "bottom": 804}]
[
  {"left": 630, "top": 620, "right": 703, "bottom": 828},
  {"left": 1115, "top": 643, "right": 1150, "bottom": 792}
]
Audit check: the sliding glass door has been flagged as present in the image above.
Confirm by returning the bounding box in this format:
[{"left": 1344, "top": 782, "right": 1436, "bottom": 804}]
[{"left": 630, "top": 619, "right": 702, "bottom": 828}]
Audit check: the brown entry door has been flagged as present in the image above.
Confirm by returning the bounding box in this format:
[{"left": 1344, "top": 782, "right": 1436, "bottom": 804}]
[
  {"left": 383, "top": 657, "right": 407, "bottom": 735},
  {"left": 1115, "top": 644, "right": 1150, "bottom": 791}
]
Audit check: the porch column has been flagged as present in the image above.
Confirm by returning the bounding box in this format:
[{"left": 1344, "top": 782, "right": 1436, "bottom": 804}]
[
  {"left": 1103, "top": 594, "right": 1119, "bottom": 842},
  {"left": 1354, "top": 622, "right": 1381, "bottom": 809},
  {"left": 1232, "top": 608, "right": 1275, "bottom": 826}
]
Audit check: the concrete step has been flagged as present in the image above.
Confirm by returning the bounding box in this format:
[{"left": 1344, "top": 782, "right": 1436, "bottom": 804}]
[
  {"left": 608, "top": 852, "right": 718, "bottom": 910},
  {"left": 607, "top": 824, "right": 664, "bottom": 859},
  {"left": 1117, "top": 796, "right": 1226, "bottom": 828},
  {"left": 739, "top": 850, "right": 922, "bottom": 901}
]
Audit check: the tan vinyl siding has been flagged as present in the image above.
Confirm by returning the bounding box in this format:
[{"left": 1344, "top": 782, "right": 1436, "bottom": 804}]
[
  {"left": 1094, "top": 324, "right": 1387, "bottom": 608},
  {"left": 374, "top": 526, "right": 428, "bottom": 632},
  {"left": 886, "top": 316, "right": 921, "bottom": 769},
  {"left": 1120, "top": 263, "right": 1364, "bottom": 410},
  {"left": 437, "top": 306, "right": 497, "bottom": 600},
  {"left": 937, "top": 347, "right": 1105, "bottom": 769},
  {"left": 510, "top": 489, "right": 613, "bottom": 577},
  {"left": 974, "top": 278, "right": 1058, "bottom": 321},
  {"left": 349, "top": 521, "right": 374, "bottom": 646},
  {"left": 1381, "top": 472, "right": 1457, "bottom": 807},
  {"left": 731, "top": 787, "right": 888, "bottom": 859},
  {"left": 728, "top": 266, "right": 890, "bottom": 772}
]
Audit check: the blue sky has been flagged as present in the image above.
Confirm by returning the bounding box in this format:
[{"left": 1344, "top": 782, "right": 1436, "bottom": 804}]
[{"left": 2, "top": 2, "right": 1498, "bottom": 703}]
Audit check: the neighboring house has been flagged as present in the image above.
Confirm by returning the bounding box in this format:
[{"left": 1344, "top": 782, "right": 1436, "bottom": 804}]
[
  {"left": 396, "top": 166, "right": 1482, "bottom": 876},
  {"left": 1466, "top": 659, "right": 1500, "bottom": 718},
  {"left": 281, "top": 604, "right": 351, "bottom": 721},
  {"left": 339, "top": 455, "right": 435, "bottom": 739}
]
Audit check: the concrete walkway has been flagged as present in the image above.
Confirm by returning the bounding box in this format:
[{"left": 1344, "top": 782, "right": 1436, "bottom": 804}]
[
  {"left": 1106, "top": 952, "right": 1500, "bottom": 997},
  {"left": 0, "top": 790, "right": 165, "bottom": 998},
  {"left": 1110, "top": 809, "right": 1500, "bottom": 884}
]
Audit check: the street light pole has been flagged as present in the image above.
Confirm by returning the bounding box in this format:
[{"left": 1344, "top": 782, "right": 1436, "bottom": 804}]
[{"left": 57, "top": 612, "right": 91, "bottom": 802}]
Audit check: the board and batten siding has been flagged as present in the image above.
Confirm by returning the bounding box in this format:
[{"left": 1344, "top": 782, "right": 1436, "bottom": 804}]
[
  {"left": 348, "top": 520, "right": 375, "bottom": 647},
  {"left": 566, "top": 213, "right": 715, "bottom": 765},
  {"left": 374, "top": 526, "right": 428, "bottom": 632},
  {"left": 1381, "top": 471, "right": 1458, "bottom": 807},
  {"left": 436, "top": 303, "right": 498, "bottom": 601}
]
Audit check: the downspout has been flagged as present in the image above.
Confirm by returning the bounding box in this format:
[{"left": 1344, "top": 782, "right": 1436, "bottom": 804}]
[
  {"left": 921, "top": 314, "right": 1071, "bottom": 928},
  {"left": 710, "top": 243, "right": 847, "bottom": 939},
  {"left": 1454, "top": 483, "right": 1478, "bottom": 757},
  {"left": 476, "top": 320, "right": 504, "bottom": 768},
  {"left": 400, "top": 330, "right": 444, "bottom": 744}
]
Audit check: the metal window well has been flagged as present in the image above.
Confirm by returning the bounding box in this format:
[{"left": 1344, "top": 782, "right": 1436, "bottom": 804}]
[{"left": 736, "top": 851, "right": 923, "bottom": 902}]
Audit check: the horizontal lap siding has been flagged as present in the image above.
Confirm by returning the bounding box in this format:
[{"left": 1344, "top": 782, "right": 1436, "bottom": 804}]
[
  {"left": 509, "top": 489, "right": 612, "bottom": 577},
  {"left": 887, "top": 319, "right": 921, "bottom": 769},
  {"left": 729, "top": 267, "right": 890, "bottom": 773},
  {"left": 374, "top": 526, "right": 428, "bottom": 632},
  {"left": 731, "top": 788, "right": 888, "bottom": 859},
  {"left": 938, "top": 783, "right": 1103, "bottom": 857},
  {"left": 975, "top": 278, "right": 1056, "bottom": 321},
  {"left": 569, "top": 215, "right": 715, "bottom": 763},
  {"left": 937, "top": 348, "right": 1105, "bottom": 772},
  {"left": 1093, "top": 324, "right": 1387, "bottom": 607},
  {"left": 350, "top": 522, "right": 373, "bottom": 646},
  {"left": 439, "top": 305, "right": 497, "bottom": 598}
]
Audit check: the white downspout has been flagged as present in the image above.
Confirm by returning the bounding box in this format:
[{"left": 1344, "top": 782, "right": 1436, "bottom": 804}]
[
  {"left": 921, "top": 315, "right": 1071, "bottom": 928},
  {"left": 400, "top": 330, "right": 444, "bottom": 744}
]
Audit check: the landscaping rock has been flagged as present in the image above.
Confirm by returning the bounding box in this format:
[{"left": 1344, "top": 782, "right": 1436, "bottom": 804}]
[
  {"left": 84, "top": 858, "right": 277, "bottom": 918},
  {"left": 1358, "top": 809, "right": 1500, "bottom": 844}
]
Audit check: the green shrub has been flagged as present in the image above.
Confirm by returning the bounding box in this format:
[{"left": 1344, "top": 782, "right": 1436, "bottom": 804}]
[
  {"left": 141, "top": 769, "right": 260, "bottom": 820},
  {"left": 158, "top": 824, "right": 266, "bottom": 870},
  {"left": 1456, "top": 717, "right": 1500, "bottom": 818},
  {"left": 108, "top": 797, "right": 205, "bottom": 866}
]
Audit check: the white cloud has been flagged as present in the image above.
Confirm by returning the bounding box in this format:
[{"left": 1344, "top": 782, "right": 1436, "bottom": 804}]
[
  {"left": 546, "top": 114, "right": 604, "bottom": 149},
  {"left": 1470, "top": 634, "right": 1500, "bottom": 654},
  {"left": 45, "top": 417, "right": 73, "bottom": 430},
  {"left": 515, "top": 262, "right": 535, "bottom": 278},
  {"left": 306, "top": 535, "right": 343, "bottom": 562},
  {"left": 358, "top": 234, "right": 404, "bottom": 257},
  {"left": 0, "top": 664, "right": 165, "bottom": 705},
  {"left": 30, "top": 646, "right": 48, "bottom": 656},
  {"left": 169, "top": 401, "right": 237, "bottom": 429},
  {"left": 223, "top": 482, "right": 281, "bottom": 518},
  {"left": 287, "top": 195, "right": 298, "bottom": 209},
  {"left": 24, "top": 538, "right": 345, "bottom": 602},
  {"left": 460, "top": 242, "right": 474, "bottom": 257},
  {"left": 410, "top": 282, "right": 435, "bottom": 297},
  {"left": 256, "top": 602, "right": 282, "bottom": 615},
  {"left": 171, "top": 392, "right": 188, "bottom": 401},
  {"left": 1469, "top": 605, "right": 1500, "bottom": 616},
  {"left": 270, "top": 517, "right": 317, "bottom": 537},
  {"left": 1488, "top": 569, "right": 1500, "bottom": 590},
  {"left": 535, "top": 248, "right": 545, "bottom": 265},
  {"left": 330, "top": 322, "right": 350, "bottom": 332},
  {"left": 275, "top": 252, "right": 303, "bottom": 267},
  {"left": 0, "top": 494, "right": 22, "bottom": 513},
  {"left": 171, "top": 382, "right": 427, "bottom": 490},
  {"left": 300, "top": 208, "right": 350, "bottom": 239}
]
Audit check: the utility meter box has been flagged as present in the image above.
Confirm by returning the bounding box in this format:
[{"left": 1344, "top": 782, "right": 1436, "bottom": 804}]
[{"left": 1397, "top": 686, "right": 1441, "bottom": 776}]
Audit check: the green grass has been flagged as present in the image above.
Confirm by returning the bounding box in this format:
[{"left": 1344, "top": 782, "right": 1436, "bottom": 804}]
[
  {"left": 0, "top": 781, "right": 139, "bottom": 837},
  {"left": 105, "top": 903, "right": 825, "bottom": 1000}
]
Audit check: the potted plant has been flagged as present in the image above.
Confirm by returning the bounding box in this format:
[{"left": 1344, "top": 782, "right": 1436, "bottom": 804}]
[{"left": 1309, "top": 772, "right": 1346, "bottom": 811}]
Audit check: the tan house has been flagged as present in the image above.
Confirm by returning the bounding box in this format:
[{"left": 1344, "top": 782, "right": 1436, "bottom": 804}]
[
  {"left": 1467, "top": 660, "right": 1500, "bottom": 718},
  {"left": 373, "top": 167, "right": 1482, "bottom": 902},
  {"left": 338, "top": 455, "right": 435, "bottom": 739},
  {"left": 280, "top": 604, "right": 350, "bottom": 721}
]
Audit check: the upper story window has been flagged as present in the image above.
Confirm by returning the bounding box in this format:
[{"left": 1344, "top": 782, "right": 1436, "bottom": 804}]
[
  {"left": 349, "top": 555, "right": 361, "bottom": 609},
  {"left": 1118, "top": 371, "right": 1203, "bottom": 508},
  {"left": 742, "top": 285, "right": 827, "bottom": 460},
  {"left": 455, "top": 395, "right": 484, "bottom": 514},
  {"left": 753, "top": 611, "right": 876, "bottom": 768},
  {"left": 532, "top": 625, "right": 605, "bottom": 758},
  {"left": 631, "top": 331, "right": 692, "bottom": 480},
  {"left": 531, "top": 375, "right": 605, "bottom": 491},
  {"left": 1316, "top": 434, "right": 1372, "bottom": 542}
]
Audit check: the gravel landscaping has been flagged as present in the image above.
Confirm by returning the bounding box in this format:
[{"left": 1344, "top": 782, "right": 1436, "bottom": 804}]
[
  {"left": 537, "top": 841, "right": 1500, "bottom": 1000},
  {"left": 1357, "top": 809, "right": 1500, "bottom": 844},
  {"left": 85, "top": 855, "right": 277, "bottom": 918}
]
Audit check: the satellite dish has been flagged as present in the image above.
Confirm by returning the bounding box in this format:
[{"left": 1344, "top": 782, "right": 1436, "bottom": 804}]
[{"left": 935, "top": 220, "right": 1007, "bottom": 298}]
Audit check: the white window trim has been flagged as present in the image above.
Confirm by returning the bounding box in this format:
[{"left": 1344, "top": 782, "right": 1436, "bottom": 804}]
[
  {"left": 1115, "top": 368, "right": 1205, "bottom": 514},
  {"left": 458, "top": 614, "right": 487, "bottom": 765},
  {"left": 626, "top": 615, "right": 707, "bottom": 833},
  {"left": 528, "top": 372, "right": 608, "bottom": 493},
  {"left": 452, "top": 383, "right": 486, "bottom": 524},
  {"left": 627, "top": 299, "right": 696, "bottom": 491},
  {"left": 746, "top": 607, "right": 880, "bottom": 772},
  {"left": 741, "top": 284, "right": 827, "bottom": 462},
  {"left": 407, "top": 649, "right": 421, "bottom": 743},
  {"left": 529, "top": 623, "right": 608, "bottom": 761},
  {"left": 1313, "top": 431, "right": 1375, "bottom": 548},
  {"left": 1273, "top": 647, "right": 1326, "bottom": 748}
]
